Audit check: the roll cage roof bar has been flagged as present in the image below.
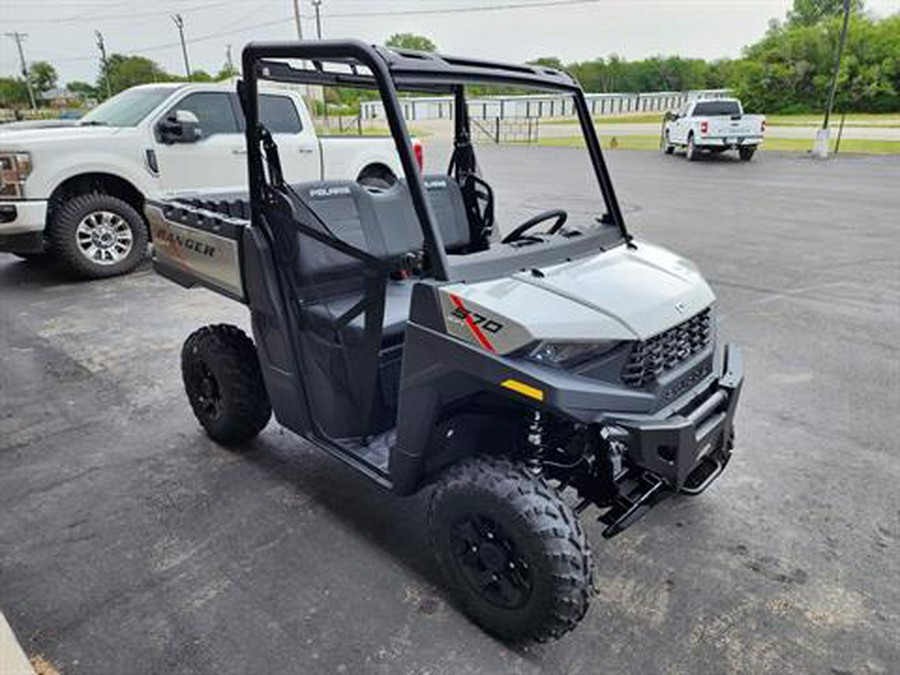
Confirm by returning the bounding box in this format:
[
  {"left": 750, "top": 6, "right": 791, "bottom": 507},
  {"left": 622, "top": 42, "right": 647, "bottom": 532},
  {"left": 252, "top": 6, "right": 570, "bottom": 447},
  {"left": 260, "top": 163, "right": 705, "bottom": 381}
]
[{"left": 240, "top": 39, "right": 630, "bottom": 282}]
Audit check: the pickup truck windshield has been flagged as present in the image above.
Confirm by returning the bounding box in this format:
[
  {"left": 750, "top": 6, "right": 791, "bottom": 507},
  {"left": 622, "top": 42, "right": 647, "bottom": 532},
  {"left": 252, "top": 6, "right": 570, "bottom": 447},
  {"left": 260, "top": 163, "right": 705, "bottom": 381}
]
[
  {"left": 693, "top": 100, "right": 741, "bottom": 117},
  {"left": 80, "top": 87, "right": 174, "bottom": 127}
]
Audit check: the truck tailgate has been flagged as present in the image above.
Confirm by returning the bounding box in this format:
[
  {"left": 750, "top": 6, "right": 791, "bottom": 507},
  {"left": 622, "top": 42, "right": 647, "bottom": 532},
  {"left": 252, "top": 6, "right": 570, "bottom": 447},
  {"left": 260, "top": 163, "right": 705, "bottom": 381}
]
[
  {"left": 145, "top": 197, "right": 247, "bottom": 302},
  {"left": 708, "top": 116, "right": 763, "bottom": 138}
]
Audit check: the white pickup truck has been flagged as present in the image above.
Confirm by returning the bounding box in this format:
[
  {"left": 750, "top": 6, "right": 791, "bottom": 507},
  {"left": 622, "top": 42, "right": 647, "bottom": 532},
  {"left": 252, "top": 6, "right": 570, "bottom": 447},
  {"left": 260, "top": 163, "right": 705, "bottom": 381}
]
[
  {"left": 662, "top": 98, "right": 765, "bottom": 162},
  {"left": 0, "top": 82, "right": 410, "bottom": 278}
]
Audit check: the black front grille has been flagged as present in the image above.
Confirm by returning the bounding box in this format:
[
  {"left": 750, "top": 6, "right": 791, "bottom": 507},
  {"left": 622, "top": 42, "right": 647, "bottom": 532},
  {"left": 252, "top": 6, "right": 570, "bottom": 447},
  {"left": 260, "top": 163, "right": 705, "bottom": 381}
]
[{"left": 622, "top": 308, "right": 712, "bottom": 387}]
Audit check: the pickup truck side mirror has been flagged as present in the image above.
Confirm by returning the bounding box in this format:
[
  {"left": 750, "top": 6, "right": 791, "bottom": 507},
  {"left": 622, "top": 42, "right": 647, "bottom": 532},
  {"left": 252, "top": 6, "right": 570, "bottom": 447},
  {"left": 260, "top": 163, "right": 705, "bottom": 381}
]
[{"left": 157, "top": 110, "right": 202, "bottom": 144}]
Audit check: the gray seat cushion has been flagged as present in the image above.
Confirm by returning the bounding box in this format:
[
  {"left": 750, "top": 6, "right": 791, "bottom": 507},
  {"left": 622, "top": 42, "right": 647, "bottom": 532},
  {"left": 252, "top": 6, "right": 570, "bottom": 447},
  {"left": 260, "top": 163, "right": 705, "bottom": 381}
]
[{"left": 303, "top": 280, "right": 414, "bottom": 347}]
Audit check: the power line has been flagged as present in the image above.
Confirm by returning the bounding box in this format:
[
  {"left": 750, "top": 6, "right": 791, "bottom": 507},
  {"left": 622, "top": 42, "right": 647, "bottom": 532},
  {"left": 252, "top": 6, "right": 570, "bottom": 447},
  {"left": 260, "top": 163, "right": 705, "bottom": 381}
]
[
  {"left": 13, "top": 0, "right": 607, "bottom": 66},
  {"left": 6, "top": 1, "right": 242, "bottom": 26}
]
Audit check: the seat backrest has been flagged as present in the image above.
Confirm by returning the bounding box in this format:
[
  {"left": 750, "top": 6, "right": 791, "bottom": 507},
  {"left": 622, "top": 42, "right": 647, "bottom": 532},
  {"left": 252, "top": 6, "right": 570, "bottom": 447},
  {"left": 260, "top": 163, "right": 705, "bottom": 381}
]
[
  {"left": 421, "top": 175, "right": 472, "bottom": 252},
  {"left": 279, "top": 175, "right": 473, "bottom": 291},
  {"left": 371, "top": 174, "right": 473, "bottom": 254}
]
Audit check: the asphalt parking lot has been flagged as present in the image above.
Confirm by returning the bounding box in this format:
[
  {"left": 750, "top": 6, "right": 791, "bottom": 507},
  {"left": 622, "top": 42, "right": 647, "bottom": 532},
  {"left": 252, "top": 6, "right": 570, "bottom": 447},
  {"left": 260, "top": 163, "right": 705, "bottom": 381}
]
[{"left": 1, "top": 148, "right": 898, "bottom": 674}]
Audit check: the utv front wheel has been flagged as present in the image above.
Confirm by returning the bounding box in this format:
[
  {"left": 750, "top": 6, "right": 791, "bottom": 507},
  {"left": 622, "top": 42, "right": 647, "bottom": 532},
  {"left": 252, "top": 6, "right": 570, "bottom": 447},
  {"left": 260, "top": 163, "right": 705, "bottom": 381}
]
[
  {"left": 181, "top": 325, "right": 271, "bottom": 445},
  {"left": 429, "top": 456, "right": 593, "bottom": 642}
]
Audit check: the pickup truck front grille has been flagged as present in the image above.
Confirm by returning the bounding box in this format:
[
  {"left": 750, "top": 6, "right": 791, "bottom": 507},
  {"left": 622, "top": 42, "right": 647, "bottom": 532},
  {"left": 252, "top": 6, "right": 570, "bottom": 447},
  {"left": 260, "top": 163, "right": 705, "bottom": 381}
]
[{"left": 622, "top": 308, "right": 712, "bottom": 387}]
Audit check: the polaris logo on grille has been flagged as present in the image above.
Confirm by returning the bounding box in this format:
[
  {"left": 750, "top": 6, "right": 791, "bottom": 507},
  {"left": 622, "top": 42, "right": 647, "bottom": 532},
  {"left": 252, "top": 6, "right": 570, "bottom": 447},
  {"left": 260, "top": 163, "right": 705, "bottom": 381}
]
[
  {"left": 425, "top": 180, "right": 447, "bottom": 189},
  {"left": 309, "top": 186, "right": 352, "bottom": 198}
]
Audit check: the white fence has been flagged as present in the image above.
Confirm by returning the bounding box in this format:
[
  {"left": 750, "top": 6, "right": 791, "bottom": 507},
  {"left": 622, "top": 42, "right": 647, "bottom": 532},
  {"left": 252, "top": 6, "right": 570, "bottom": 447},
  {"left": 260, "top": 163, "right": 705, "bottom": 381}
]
[{"left": 360, "top": 90, "right": 730, "bottom": 121}]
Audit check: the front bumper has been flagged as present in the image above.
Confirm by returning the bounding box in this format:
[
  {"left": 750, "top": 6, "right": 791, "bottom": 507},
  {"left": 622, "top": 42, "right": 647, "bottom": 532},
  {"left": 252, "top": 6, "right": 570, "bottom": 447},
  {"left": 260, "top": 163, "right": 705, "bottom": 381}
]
[
  {"left": 0, "top": 199, "right": 47, "bottom": 232},
  {"left": 0, "top": 200, "right": 47, "bottom": 253},
  {"left": 591, "top": 344, "right": 743, "bottom": 538},
  {"left": 611, "top": 343, "right": 743, "bottom": 492}
]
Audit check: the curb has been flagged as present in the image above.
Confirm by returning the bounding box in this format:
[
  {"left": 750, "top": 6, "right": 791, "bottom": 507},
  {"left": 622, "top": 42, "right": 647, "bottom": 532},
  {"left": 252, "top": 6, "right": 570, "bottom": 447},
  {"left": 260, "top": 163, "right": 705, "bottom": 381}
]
[{"left": 0, "top": 611, "right": 35, "bottom": 675}]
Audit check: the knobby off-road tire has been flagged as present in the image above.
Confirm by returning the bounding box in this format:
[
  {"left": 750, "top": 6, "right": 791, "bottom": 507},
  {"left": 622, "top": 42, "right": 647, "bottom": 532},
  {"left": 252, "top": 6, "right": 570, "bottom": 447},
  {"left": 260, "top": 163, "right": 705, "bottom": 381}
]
[
  {"left": 48, "top": 192, "right": 148, "bottom": 279},
  {"left": 181, "top": 324, "right": 271, "bottom": 446},
  {"left": 429, "top": 456, "right": 593, "bottom": 642},
  {"left": 739, "top": 146, "right": 757, "bottom": 162}
]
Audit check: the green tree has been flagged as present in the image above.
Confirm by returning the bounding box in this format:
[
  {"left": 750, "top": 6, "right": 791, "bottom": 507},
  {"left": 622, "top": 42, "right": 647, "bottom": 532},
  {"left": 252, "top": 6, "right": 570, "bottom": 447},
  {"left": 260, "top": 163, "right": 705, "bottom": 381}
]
[
  {"left": 99, "top": 54, "right": 173, "bottom": 96},
  {"left": 189, "top": 70, "right": 214, "bottom": 82},
  {"left": 29, "top": 61, "right": 58, "bottom": 100},
  {"left": 787, "top": 0, "right": 864, "bottom": 26},
  {"left": 385, "top": 33, "right": 437, "bottom": 52},
  {"left": 216, "top": 62, "right": 239, "bottom": 80},
  {"left": 0, "top": 77, "right": 30, "bottom": 107},
  {"left": 529, "top": 57, "right": 565, "bottom": 70},
  {"left": 66, "top": 80, "right": 97, "bottom": 101}
]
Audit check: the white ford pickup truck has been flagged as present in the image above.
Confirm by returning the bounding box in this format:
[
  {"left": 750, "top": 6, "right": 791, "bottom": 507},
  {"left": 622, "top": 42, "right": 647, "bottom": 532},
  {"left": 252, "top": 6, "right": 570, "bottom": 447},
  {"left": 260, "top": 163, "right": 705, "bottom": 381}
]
[
  {"left": 662, "top": 98, "right": 765, "bottom": 162},
  {"left": 0, "top": 82, "right": 411, "bottom": 278}
]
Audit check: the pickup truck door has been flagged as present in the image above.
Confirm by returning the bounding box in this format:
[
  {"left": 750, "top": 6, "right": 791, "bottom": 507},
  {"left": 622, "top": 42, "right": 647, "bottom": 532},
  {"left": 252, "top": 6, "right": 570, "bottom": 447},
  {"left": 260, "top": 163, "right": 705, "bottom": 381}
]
[
  {"left": 670, "top": 103, "right": 692, "bottom": 144},
  {"left": 153, "top": 91, "right": 247, "bottom": 195},
  {"left": 252, "top": 93, "right": 321, "bottom": 182}
]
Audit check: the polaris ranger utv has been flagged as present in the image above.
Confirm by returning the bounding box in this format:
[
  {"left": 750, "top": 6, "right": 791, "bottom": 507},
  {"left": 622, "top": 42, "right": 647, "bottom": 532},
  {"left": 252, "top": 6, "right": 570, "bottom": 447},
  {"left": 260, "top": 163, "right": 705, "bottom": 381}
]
[{"left": 146, "top": 40, "right": 743, "bottom": 642}]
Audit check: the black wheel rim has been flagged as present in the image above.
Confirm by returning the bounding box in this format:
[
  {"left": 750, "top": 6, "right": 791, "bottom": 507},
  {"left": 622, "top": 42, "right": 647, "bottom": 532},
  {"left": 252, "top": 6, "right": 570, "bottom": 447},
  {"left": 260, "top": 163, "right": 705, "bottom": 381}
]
[
  {"left": 450, "top": 514, "right": 533, "bottom": 609},
  {"left": 190, "top": 361, "right": 223, "bottom": 420}
]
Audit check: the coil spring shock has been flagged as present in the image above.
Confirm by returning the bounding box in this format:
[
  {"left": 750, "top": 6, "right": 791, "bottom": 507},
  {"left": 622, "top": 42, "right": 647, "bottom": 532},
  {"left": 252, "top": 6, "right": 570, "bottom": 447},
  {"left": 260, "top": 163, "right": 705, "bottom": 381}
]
[{"left": 525, "top": 410, "right": 546, "bottom": 472}]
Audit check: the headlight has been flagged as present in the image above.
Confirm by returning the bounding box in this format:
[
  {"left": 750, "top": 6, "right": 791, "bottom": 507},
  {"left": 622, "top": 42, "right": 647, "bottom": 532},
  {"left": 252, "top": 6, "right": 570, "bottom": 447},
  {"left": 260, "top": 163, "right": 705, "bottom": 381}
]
[
  {"left": 526, "top": 340, "right": 621, "bottom": 368},
  {"left": 0, "top": 152, "right": 32, "bottom": 199}
]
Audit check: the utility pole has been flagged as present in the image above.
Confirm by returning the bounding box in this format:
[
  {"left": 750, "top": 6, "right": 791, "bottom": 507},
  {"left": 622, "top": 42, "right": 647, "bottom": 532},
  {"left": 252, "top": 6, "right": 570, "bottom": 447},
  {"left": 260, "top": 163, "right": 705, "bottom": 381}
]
[
  {"left": 5, "top": 32, "right": 37, "bottom": 109},
  {"left": 813, "top": 0, "right": 852, "bottom": 158},
  {"left": 95, "top": 30, "right": 112, "bottom": 99},
  {"left": 291, "top": 0, "right": 304, "bottom": 40},
  {"left": 824, "top": 0, "right": 851, "bottom": 130},
  {"left": 172, "top": 14, "right": 191, "bottom": 81},
  {"left": 312, "top": 0, "right": 323, "bottom": 39},
  {"left": 226, "top": 44, "right": 235, "bottom": 76}
]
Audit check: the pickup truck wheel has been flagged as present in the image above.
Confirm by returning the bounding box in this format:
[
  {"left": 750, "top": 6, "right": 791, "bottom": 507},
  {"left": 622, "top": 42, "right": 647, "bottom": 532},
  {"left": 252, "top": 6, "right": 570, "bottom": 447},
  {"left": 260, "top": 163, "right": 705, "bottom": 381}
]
[
  {"left": 686, "top": 134, "right": 697, "bottom": 161},
  {"left": 357, "top": 166, "right": 396, "bottom": 190},
  {"left": 182, "top": 325, "right": 272, "bottom": 446},
  {"left": 429, "top": 456, "right": 593, "bottom": 642},
  {"left": 739, "top": 146, "right": 757, "bottom": 161},
  {"left": 48, "top": 193, "right": 147, "bottom": 279},
  {"left": 662, "top": 131, "right": 674, "bottom": 155}
]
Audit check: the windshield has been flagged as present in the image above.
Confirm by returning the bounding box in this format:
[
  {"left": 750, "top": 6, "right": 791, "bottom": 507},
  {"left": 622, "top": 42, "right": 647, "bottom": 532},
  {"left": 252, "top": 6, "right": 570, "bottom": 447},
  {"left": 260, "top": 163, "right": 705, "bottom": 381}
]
[{"left": 80, "top": 87, "right": 174, "bottom": 127}]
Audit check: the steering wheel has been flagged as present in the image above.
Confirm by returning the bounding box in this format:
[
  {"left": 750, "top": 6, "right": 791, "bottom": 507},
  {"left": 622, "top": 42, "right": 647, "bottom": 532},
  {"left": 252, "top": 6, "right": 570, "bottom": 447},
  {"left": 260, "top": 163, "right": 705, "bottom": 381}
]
[{"left": 502, "top": 209, "right": 568, "bottom": 244}]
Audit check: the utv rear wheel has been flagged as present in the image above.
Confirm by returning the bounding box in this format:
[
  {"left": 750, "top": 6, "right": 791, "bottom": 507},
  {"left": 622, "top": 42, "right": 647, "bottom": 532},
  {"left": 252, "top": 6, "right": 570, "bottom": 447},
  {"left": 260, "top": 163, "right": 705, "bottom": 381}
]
[
  {"left": 429, "top": 456, "right": 593, "bottom": 642},
  {"left": 48, "top": 192, "right": 147, "bottom": 279},
  {"left": 739, "top": 146, "right": 757, "bottom": 161},
  {"left": 181, "top": 324, "right": 271, "bottom": 446}
]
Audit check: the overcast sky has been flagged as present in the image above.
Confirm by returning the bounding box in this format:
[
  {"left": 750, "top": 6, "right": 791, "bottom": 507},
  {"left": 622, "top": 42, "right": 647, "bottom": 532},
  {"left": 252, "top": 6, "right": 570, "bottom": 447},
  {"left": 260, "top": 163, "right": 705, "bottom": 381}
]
[{"left": 2, "top": 0, "right": 899, "bottom": 86}]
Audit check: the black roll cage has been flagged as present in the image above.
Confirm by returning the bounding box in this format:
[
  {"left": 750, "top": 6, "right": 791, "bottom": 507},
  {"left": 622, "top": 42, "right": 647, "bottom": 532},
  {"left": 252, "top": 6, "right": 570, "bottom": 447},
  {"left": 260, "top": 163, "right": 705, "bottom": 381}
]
[{"left": 240, "top": 39, "right": 631, "bottom": 282}]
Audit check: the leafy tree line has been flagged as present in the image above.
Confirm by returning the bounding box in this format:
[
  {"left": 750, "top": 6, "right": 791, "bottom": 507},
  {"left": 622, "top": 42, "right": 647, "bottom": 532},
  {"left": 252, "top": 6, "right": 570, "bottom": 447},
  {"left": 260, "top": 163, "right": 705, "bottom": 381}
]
[{"left": 0, "top": 54, "right": 238, "bottom": 108}]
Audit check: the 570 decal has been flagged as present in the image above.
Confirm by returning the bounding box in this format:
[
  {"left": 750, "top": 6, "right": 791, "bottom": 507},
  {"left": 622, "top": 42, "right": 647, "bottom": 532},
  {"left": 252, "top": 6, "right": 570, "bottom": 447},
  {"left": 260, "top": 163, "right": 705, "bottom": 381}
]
[{"left": 450, "top": 306, "right": 504, "bottom": 334}]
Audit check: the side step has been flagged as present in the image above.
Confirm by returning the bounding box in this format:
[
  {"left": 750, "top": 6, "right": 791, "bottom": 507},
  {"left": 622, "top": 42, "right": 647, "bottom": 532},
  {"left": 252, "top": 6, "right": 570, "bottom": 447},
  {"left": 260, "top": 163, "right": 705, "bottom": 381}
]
[{"left": 597, "top": 473, "right": 667, "bottom": 539}]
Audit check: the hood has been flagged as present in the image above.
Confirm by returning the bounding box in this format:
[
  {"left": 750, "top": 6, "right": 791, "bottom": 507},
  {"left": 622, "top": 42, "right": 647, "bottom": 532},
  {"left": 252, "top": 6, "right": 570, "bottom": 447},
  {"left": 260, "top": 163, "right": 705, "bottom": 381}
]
[
  {"left": 514, "top": 241, "right": 715, "bottom": 340},
  {"left": 438, "top": 241, "right": 716, "bottom": 355},
  {"left": 0, "top": 125, "right": 124, "bottom": 147}
]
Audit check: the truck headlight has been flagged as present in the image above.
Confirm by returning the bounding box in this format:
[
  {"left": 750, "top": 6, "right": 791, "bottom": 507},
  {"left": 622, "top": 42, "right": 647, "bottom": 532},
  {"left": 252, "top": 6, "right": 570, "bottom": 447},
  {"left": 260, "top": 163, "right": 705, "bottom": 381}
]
[
  {"left": 526, "top": 340, "right": 621, "bottom": 368},
  {"left": 0, "top": 152, "right": 32, "bottom": 199}
]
